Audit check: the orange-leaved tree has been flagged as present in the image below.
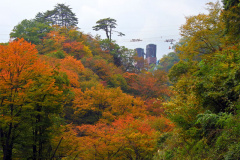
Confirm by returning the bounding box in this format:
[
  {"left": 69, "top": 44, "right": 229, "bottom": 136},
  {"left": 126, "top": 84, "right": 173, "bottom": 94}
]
[
  {"left": 59, "top": 56, "right": 85, "bottom": 87},
  {"left": 73, "top": 84, "right": 147, "bottom": 125},
  {"left": 75, "top": 114, "right": 158, "bottom": 160},
  {"left": 0, "top": 38, "right": 68, "bottom": 160},
  {"left": 125, "top": 70, "right": 171, "bottom": 99}
]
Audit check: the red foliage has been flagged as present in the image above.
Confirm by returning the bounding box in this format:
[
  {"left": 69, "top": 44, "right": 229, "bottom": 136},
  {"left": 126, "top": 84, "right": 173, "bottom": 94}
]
[
  {"left": 145, "top": 98, "right": 165, "bottom": 116},
  {"left": 124, "top": 71, "right": 171, "bottom": 99},
  {"left": 63, "top": 41, "right": 85, "bottom": 59}
]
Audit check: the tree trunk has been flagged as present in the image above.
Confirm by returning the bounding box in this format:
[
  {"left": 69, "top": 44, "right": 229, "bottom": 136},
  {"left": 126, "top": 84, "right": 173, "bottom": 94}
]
[
  {"left": 2, "top": 136, "right": 13, "bottom": 160},
  {"left": 109, "top": 28, "right": 112, "bottom": 42},
  {"left": 33, "top": 129, "right": 37, "bottom": 160},
  {"left": 1, "top": 122, "right": 14, "bottom": 160},
  {"left": 3, "top": 144, "right": 13, "bottom": 160},
  {"left": 106, "top": 29, "right": 110, "bottom": 41}
]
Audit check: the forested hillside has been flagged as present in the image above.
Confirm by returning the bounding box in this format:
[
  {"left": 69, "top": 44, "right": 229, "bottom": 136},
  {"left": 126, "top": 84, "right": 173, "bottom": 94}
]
[{"left": 1, "top": 1, "right": 240, "bottom": 159}]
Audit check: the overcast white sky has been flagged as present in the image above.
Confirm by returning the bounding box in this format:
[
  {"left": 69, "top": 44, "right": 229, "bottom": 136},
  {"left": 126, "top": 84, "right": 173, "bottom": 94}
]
[{"left": 0, "top": 0, "right": 220, "bottom": 59}]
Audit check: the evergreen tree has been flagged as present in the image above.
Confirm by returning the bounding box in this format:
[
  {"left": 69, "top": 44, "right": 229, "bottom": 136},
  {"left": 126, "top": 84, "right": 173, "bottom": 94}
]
[
  {"left": 36, "top": 3, "right": 78, "bottom": 28},
  {"left": 93, "top": 18, "right": 125, "bottom": 42}
]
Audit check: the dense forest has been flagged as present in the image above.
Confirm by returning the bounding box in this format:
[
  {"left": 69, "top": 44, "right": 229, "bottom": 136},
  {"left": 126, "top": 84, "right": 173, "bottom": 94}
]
[{"left": 0, "top": 0, "right": 240, "bottom": 159}]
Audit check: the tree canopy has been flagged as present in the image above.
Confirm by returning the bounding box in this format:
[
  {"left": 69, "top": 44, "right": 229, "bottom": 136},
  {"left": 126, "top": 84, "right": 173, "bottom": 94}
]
[
  {"left": 35, "top": 3, "right": 78, "bottom": 27},
  {"left": 10, "top": 19, "right": 52, "bottom": 44},
  {"left": 93, "top": 17, "right": 125, "bottom": 42},
  {"left": 222, "top": 0, "right": 240, "bottom": 39},
  {"left": 0, "top": 39, "right": 69, "bottom": 160}
]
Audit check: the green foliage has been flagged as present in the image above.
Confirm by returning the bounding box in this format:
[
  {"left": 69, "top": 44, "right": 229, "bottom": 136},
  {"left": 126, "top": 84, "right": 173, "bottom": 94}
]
[
  {"left": 108, "top": 74, "right": 128, "bottom": 91},
  {"left": 163, "top": 46, "right": 240, "bottom": 158},
  {"left": 47, "top": 50, "right": 66, "bottom": 59},
  {"left": 10, "top": 19, "right": 52, "bottom": 44},
  {"left": 160, "top": 2, "right": 240, "bottom": 159},
  {"left": 78, "top": 68, "right": 100, "bottom": 91},
  {"left": 194, "top": 49, "right": 240, "bottom": 113},
  {"left": 73, "top": 109, "right": 102, "bottom": 125},
  {"left": 0, "top": 42, "right": 8, "bottom": 45},
  {"left": 155, "top": 111, "right": 240, "bottom": 159},
  {"left": 118, "top": 46, "right": 136, "bottom": 72},
  {"left": 168, "top": 60, "right": 190, "bottom": 83},
  {"left": 196, "top": 111, "right": 232, "bottom": 140},
  {"left": 222, "top": 0, "right": 240, "bottom": 9},
  {"left": 222, "top": 0, "right": 240, "bottom": 41},
  {"left": 158, "top": 52, "right": 180, "bottom": 72},
  {"left": 224, "top": 142, "right": 240, "bottom": 160},
  {"left": 98, "top": 39, "right": 136, "bottom": 69}
]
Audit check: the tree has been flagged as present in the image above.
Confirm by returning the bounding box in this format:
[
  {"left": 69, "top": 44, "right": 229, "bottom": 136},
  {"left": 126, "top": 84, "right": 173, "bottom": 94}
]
[
  {"left": 75, "top": 115, "right": 158, "bottom": 160},
  {"left": 82, "top": 56, "right": 115, "bottom": 81},
  {"left": 72, "top": 84, "right": 147, "bottom": 125},
  {"left": 162, "top": 45, "right": 240, "bottom": 159},
  {"left": 158, "top": 52, "right": 180, "bottom": 73},
  {"left": 0, "top": 39, "right": 68, "bottom": 160},
  {"left": 59, "top": 56, "right": 85, "bottom": 87},
  {"left": 37, "top": 26, "right": 93, "bottom": 59},
  {"left": 126, "top": 71, "right": 170, "bottom": 99},
  {"left": 222, "top": 0, "right": 240, "bottom": 40},
  {"left": 36, "top": 3, "right": 78, "bottom": 27},
  {"left": 222, "top": 0, "right": 240, "bottom": 9},
  {"left": 177, "top": 2, "right": 224, "bottom": 60},
  {"left": 93, "top": 18, "right": 125, "bottom": 42},
  {"left": 160, "top": 3, "right": 240, "bottom": 158},
  {"left": 98, "top": 39, "right": 136, "bottom": 68},
  {"left": 111, "top": 115, "right": 158, "bottom": 160},
  {"left": 108, "top": 74, "right": 128, "bottom": 92},
  {"left": 118, "top": 46, "right": 136, "bottom": 72},
  {"left": 10, "top": 19, "right": 52, "bottom": 44},
  {"left": 63, "top": 41, "right": 93, "bottom": 59},
  {"left": 39, "top": 30, "right": 66, "bottom": 54}
]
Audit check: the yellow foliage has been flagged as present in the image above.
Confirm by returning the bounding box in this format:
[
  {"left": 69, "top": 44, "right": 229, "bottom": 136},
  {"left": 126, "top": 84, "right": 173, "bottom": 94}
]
[
  {"left": 177, "top": 2, "right": 224, "bottom": 60},
  {"left": 83, "top": 45, "right": 93, "bottom": 57}
]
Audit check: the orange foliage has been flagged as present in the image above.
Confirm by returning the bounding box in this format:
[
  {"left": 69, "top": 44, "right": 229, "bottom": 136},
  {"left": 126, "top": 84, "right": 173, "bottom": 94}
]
[
  {"left": 63, "top": 41, "right": 93, "bottom": 59},
  {"left": 145, "top": 98, "right": 165, "bottom": 116},
  {"left": 63, "top": 41, "right": 84, "bottom": 59},
  {"left": 39, "top": 27, "right": 93, "bottom": 59},
  {"left": 74, "top": 115, "right": 158, "bottom": 159},
  {"left": 0, "top": 38, "right": 66, "bottom": 159},
  {"left": 84, "top": 57, "right": 114, "bottom": 80},
  {"left": 73, "top": 84, "right": 147, "bottom": 124},
  {"left": 58, "top": 56, "right": 84, "bottom": 87},
  {"left": 61, "top": 56, "right": 84, "bottom": 73},
  {"left": 125, "top": 71, "right": 171, "bottom": 99},
  {"left": 43, "top": 30, "right": 66, "bottom": 52},
  {"left": 123, "top": 72, "right": 137, "bottom": 84},
  {"left": 51, "top": 124, "right": 82, "bottom": 159},
  {"left": 63, "top": 41, "right": 84, "bottom": 53},
  {"left": 0, "top": 38, "right": 53, "bottom": 92},
  {"left": 39, "top": 55, "right": 84, "bottom": 88}
]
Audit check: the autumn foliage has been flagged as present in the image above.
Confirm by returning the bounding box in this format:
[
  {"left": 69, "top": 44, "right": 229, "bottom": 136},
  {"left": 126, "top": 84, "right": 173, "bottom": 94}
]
[
  {"left": 1, "top": 8, "right": 174, "bottom": 160},
  {"left": 75, "top": 115, "right": 158, "bottom": 160},
  {"left": 59, "top": 56, "right": 85, "bottom": 87},
  {"left": 0, "top": 38, "right": 68, "bottom": 160}
]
